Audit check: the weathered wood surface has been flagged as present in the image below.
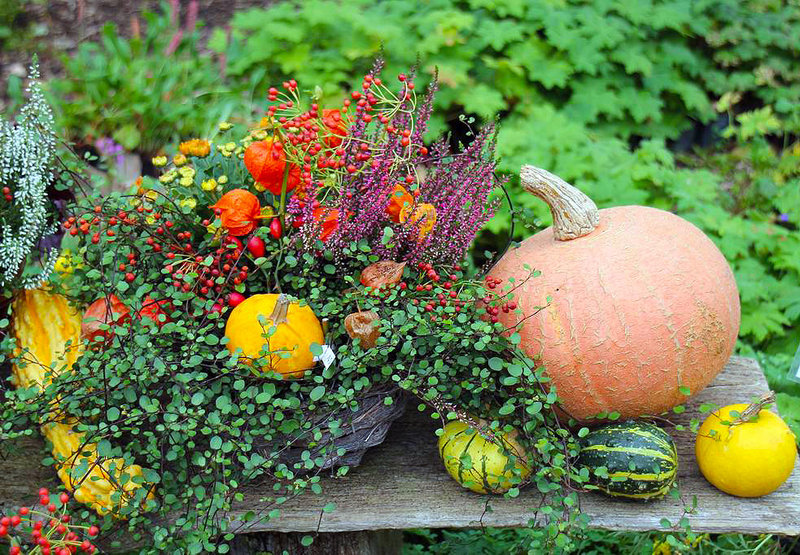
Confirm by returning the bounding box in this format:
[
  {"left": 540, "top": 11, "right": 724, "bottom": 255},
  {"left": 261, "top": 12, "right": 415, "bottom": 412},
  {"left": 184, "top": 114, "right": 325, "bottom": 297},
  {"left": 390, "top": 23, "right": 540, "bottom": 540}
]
[
  {"left": 226, "top": 356, "right": 800, "bottom": 536},
  {"left": 1, "top": 356, "right": 798, "bottom": 546}
]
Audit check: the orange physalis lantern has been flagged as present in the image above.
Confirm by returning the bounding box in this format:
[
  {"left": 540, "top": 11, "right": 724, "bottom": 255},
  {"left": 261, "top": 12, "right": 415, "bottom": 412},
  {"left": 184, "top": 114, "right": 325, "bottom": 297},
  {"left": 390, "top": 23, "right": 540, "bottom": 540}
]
[
  {"left": 385, "top": 184, "right": 414, "bottom": 223},
  {"left": 312, "top": 207, "right": 341, "bottom": 242},
  {"left": 321, "top": 109, "right": 348, "bottom": 148},
  {"left": 400, "top": 203, "right": 437, "bottom": 240},
  {"left": 211, "top": 189, "right": 262, "bottom": 236},
  {"left": 244, "top": 138, "right": 301, "bottom": 195}
]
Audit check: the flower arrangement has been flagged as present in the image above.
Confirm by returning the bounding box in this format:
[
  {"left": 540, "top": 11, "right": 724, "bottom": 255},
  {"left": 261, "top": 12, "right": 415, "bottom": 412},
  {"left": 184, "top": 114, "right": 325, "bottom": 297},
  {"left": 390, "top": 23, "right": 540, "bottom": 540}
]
[{"left": 2, "top": 62, "right": 584, "bottom": 551}]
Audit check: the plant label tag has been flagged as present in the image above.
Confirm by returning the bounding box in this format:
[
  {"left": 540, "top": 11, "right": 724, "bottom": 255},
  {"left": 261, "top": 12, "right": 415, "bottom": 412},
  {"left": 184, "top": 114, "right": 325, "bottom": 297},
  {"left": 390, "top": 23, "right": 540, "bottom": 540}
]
[
  {"left": 789, "top": 340, "right": 800, "bottom": 384},
  {"left": 314, "top": 345, "right": 336, "bottom": 370}
]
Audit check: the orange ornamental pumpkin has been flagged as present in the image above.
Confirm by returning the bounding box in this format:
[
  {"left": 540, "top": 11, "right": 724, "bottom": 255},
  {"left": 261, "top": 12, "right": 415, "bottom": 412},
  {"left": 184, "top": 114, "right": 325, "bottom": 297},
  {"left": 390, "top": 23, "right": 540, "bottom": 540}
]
[
  {"left": 140, "top": 297, "right": 172, "bottom": 327},
  {"left": 82, "top": 294, "right": 131, "bottom": 347},
  {"left": 244, "top": 138, "right": 301, "bottom": 195},
  {"left": 488, "top": 165, "right": 740, "bottom": 421}
]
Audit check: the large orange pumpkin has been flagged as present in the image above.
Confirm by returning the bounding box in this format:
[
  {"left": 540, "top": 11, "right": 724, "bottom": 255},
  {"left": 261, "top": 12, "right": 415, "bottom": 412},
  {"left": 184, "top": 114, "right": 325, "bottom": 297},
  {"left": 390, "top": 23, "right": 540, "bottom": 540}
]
[{"left": 488, "top": 166, "right": 740, "bottom": 421}]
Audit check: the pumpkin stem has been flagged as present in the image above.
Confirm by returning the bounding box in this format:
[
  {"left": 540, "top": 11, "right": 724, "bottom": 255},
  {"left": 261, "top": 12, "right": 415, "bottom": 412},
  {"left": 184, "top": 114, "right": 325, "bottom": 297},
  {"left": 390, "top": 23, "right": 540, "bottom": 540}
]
[
  {"left": 732, "top": 391, "right": 775, "bottom": 425},
  {"left": 269, "top": 294, "right": 291, "bottom": 325},
  {"left": 520, "top": 165, "right": 600, "bottom": 241}
]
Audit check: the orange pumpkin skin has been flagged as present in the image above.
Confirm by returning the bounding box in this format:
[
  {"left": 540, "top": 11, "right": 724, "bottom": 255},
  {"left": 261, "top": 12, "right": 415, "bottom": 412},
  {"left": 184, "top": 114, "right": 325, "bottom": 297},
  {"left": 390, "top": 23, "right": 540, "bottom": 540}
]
[{"left": 489, "top": 205, "right": 740, "bottom": 421}]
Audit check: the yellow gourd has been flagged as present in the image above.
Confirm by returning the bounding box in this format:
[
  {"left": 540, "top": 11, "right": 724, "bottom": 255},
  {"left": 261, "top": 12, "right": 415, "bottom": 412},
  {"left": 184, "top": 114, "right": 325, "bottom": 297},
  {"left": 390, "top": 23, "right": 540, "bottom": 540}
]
[
  {"left": 438, "top": 420, "right": 531, "bottom": 494},
  {"left": 11, "top": 289, "right": 154, "bottom": 515},
  {"left": 224, "top": 293, "right": 324, "bottom": 378},
  {"left": 695, "top": 395, "right": 797, "bottom": 498}
]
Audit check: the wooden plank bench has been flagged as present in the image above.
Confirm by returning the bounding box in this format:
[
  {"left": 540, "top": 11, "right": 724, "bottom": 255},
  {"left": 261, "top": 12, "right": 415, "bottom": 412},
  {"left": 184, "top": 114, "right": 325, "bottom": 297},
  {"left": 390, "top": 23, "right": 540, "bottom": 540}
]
[{"left": 2, "top": 357, "right": 798, "bottom": 553}]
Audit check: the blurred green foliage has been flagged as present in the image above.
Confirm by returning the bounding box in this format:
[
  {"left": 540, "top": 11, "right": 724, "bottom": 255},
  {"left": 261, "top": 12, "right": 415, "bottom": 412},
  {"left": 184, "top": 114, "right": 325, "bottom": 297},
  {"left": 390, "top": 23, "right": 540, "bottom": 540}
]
[
  {"left": 213, "top": 0, "right": 800, "bottom": 139},
  {"left": 46, "top": 4, "right": 255, "bottom": 156},
  {"left": 404, "top": 527, "right": 791, "bottom": 554}
]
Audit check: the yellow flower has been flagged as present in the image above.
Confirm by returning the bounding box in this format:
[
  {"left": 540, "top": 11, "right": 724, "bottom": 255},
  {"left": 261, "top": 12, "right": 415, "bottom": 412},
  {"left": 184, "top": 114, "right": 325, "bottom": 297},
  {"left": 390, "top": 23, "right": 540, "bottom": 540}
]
[
  {"left": 145, "top": 215, "right": 156, "bottom": 225},
  {"left": 218, "top": 175, "right": 228, "bottom": 185},
  {"left": 152, "top": 156, "right": 167, "bottom": 167},
  {"left": 179, "top": 177, "right": 194, "bottom": 187},
  {"left": 652, "top": 540, "right": 671, "bottom": 555},
  {"left": 201, "top": 178, "right": 218, "bottom": 192},
  {"left": 179, "top": 139, "right": 211, "bottom": 157},
  {"left": 54, "top": 250, "right": 81, "bottom": 275},
  {"left": 178, "top": 166, "right": 195, "bottom": 178},
  {"left": 206, "top": 220, "right": 221, "bottom": 238},
  {"left": 219, "top": 122, "right": 233, "bottom": 131},
  {"left": 145, "top": 190, "right": 159, "bottom": 202},
  {"left": 253, "top": 181, "right": 267, "bottom": 193},
  {"left": 173, "top": 154, "right": 188, "bottom": 166},
  {"left": 159, "top": 170, "right": 176, "bottom": 184},
  {"left": 224, "top": 142, "right": 236, "bottom": 151},
  {"left": 258, "top": 116, "right": 273, "bottom": 129},
  {"left": 685, "top": 534, "right": 708, "bottom": 548},
  {"left": 180, "top": 197, "right": 197, "bottom": 210},
  {"left": 251, "top": 129, "right": 267, "bottom": 141}
]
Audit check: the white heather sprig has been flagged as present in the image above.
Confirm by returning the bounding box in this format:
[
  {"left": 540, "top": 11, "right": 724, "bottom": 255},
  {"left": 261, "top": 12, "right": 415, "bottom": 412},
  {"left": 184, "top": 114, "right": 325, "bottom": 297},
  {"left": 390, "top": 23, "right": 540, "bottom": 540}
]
[{"left": 0, "top": 60, "right": 58, "bottom": 289}]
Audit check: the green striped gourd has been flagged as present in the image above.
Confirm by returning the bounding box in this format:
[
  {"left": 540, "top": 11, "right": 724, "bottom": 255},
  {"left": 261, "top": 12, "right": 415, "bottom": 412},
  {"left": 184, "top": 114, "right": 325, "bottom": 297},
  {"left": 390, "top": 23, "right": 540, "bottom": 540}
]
[
  {"left": 437, "top": 421, "right": 531, "bottom": 494},
  {"left": 578, "top": 421, "right": 678, "bottom": 500}
]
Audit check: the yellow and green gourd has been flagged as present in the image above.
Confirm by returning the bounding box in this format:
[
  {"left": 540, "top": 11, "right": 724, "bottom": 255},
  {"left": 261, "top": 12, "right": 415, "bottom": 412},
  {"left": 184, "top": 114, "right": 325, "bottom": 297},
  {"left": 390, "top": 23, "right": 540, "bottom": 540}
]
[
  {"left": 12, "top": 289, "right": 154, "bottom": 515},
  {"left": 438, "top": 420, "right": 531, "bottom": 494},
  {"left": 578, "top": 421, "right": 678, "bottom": 499}
]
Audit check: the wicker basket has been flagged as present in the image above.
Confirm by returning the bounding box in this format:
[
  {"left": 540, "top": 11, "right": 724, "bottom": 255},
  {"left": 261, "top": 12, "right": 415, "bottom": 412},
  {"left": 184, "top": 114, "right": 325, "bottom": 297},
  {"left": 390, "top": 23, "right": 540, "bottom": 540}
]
[{"left": 275, "top": 383, "right": 408, "bottom": 471}]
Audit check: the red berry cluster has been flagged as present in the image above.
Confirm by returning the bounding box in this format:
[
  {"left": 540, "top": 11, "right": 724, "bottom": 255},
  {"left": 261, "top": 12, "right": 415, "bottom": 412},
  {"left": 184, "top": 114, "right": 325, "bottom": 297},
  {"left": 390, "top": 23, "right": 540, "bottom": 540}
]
[
  {"left": 64, "top": 203, "right": 190, "bottom": 284},
  {"left": 67, "top": 200, "right": 261, "bottom": 313},
  {"left": 405, "top": 262, "right": 471, "bottom": 321},
  {"left": 2, "top": 185, "right": 12, "bottom": 202},
  {"left": 0, "top": 489, "right": 99, "bottom": 555},
  {"left": 265, "top": 71, "right": 426, "bottom": 203},
  {"left": 481, "top": 276, "right": 518, "bottom": 323},
  {"left": 165, "top": 234, "right": 252, "bottom": 311}
]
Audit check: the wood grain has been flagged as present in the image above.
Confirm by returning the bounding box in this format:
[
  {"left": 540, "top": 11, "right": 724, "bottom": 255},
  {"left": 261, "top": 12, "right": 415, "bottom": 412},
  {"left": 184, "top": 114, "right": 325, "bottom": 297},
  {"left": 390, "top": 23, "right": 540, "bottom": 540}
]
[{"left": 1, "top": 356, "right": 798, "bottom": 547}]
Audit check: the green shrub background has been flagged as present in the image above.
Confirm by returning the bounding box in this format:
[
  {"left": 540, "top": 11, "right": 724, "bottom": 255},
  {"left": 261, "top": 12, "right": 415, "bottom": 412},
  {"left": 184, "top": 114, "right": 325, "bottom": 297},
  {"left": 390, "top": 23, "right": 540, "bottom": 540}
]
[{"left": 3, "top": 0, "right": 799, "bottom": 552}]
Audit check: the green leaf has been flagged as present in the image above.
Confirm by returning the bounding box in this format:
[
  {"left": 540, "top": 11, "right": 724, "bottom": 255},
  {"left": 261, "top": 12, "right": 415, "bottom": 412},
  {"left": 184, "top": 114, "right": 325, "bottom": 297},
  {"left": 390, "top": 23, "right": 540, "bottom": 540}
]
[{"left": 309, "top": 386, "right": 325, "bottom": 402}]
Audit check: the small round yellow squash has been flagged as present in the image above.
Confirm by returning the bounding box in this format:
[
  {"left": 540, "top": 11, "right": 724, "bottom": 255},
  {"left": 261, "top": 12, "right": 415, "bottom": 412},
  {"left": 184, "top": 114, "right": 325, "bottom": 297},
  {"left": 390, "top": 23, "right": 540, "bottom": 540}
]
[
  {"left": 225, "top": 294, "right": 324, "bottom": 378},
  {"left": 695, "top": 400, "right": 797, "bottom": 497},
  {"left": 438, "top": 421, "right": 531, "bottom": 494}
]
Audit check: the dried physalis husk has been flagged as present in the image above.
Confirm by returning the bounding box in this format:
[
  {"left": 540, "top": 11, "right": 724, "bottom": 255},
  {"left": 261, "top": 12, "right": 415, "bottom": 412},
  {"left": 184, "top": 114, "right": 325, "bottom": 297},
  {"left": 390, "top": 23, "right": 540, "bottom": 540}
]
[
  {"left": 360, "top": 261, "right": 406, "bottom": 289},
  {"left": 344, "top": 310, "right": 381, "bottom": 349}
]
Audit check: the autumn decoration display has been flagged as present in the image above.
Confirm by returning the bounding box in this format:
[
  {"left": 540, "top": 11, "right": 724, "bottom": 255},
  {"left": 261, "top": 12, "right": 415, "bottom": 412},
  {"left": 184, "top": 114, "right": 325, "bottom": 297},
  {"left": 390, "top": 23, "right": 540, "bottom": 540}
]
[{"left": 0, "top": 59, "right": 764, "bottom": 553}]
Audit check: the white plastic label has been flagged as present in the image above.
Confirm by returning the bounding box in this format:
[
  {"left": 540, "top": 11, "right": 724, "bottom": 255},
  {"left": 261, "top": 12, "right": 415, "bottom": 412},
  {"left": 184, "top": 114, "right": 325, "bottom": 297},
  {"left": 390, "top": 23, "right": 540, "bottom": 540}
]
[{"left": 314, "top": 345, "right": 336, "bottom": 370}]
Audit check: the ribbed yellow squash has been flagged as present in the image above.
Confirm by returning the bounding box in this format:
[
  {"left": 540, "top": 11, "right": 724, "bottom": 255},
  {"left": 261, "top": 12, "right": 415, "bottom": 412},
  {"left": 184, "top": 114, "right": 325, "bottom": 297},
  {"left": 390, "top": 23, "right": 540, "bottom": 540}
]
[
  {"left": 225, "top": 294, "right": 324, "bottom": 378},
  {"left": 12, "top": 289, "right": 153, "bottom": 515}
]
